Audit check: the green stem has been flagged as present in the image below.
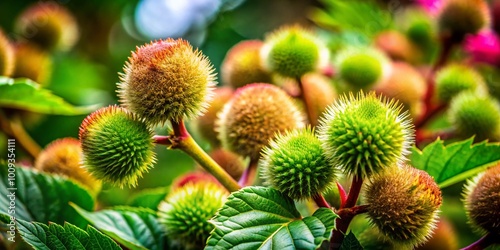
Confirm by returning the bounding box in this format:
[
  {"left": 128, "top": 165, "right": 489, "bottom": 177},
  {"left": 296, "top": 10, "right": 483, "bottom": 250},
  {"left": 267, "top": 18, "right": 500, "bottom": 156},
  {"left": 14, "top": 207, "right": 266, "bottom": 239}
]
[{"left": 169, "top": 120, "right": 240, "bottom": 192}]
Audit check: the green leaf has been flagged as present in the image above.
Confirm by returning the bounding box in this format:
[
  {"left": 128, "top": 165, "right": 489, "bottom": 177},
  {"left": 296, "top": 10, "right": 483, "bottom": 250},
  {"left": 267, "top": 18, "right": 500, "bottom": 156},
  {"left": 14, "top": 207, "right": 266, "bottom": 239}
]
[
  {"left": 411, "top": 138, "right": 500, "bottom": 188},
  {"left": 128, "top": 187, "right": 169, "bottom": 210},
  {"left": 206, "top": 186, "right": 338, "bottom": 250},
  {"left": 340, "top": 232, "right": 363, "bottom": 250},
  {"left": 9, "top": 215, "right": 121, "bottom": 250},
  {"left": 0, "top": 77, "right": 97, "bottom": 115},
  {"left": 72, "top": 205, "right": 165, "bottom": 250},
  {"left": 0, "top": 165, "right": 94, "bottom": 228}
]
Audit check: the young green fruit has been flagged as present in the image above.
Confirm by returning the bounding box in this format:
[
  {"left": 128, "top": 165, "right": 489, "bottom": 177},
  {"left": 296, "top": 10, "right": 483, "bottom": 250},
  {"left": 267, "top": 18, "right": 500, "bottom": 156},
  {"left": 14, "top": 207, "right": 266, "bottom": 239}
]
[
  {"left": 335, "top": 47, "right": 390, "bottom": 91},
  {"left": 365, "top": 165, "right": 442, "bottom": 248},
  {"left": 318, "top": 92, "right": 413, "bottom": 178},
  {"left": 0, "top": 29, "right": 15, "bottom": 76},
  {"left": 435, "top": 64, "right": 486, "bottom": 103},
  {"left": 79, "top": 105, "right": 156, "bottom": 188},
  {"left": 35, "top": 138, "right": 101, "bottom": 195},
  {"left": 438, "top": 0, "right": 489, "bottom": 42},
  {"left": 158, "top": 181, "right": 228, "bottom": 249},
  {"left": 217, "top": 83, "right": 304, "bottom": 161},
  {"left": 448, "top": 92, "right": 500, "bottom": 141},
  {"left": 261, "top": 25, "right": 329, "bottom": 78},
  {"left": 118, "top": 38, "right": 216, "bottom": 125},
  {"left": 15, "top": 2, "right": 79, "bottom": 51},
  {"left": 463, "top": 164, "right": 500, "bottom": 235},
  {"left": 221, "top": 40, "right": 273, "bottom": 88},
  {"left": 260, "top": 128, "right": 337, "bottom": 200},
  {"left": 12, "top": 42, "right": 52, "bottom": 85}
]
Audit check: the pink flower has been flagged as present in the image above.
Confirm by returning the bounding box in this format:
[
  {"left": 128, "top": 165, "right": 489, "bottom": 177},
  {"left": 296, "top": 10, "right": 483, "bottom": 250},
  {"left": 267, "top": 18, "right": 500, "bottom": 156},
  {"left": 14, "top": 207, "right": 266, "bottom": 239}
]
[
  {"left": 464, "top": 31, "right": 500, "bottom": 66},
  {"left": 416, "top": 0, "right": 443, "bottom": 16}
]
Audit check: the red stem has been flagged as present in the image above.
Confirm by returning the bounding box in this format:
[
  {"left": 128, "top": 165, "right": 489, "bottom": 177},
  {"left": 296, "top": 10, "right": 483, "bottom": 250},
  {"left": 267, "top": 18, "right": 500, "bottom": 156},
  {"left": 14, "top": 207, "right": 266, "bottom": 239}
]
[
  {"left": 153, "top": 135, "right": 170, "bottom": 146},
  {"left": 336, "top": 182, "right": 347, "bottom": 208},
  {"left": 342, "top": 175, "right": 363, "bottom": 209},
  {"left": 461, "top": 233, "right": 498, "bottom": 250},
  {"left": 171, "top": 119, "right": 189, "bottom": 138},
  {"left": 313, "top": 193, "right": 331, "bottom": 208}
]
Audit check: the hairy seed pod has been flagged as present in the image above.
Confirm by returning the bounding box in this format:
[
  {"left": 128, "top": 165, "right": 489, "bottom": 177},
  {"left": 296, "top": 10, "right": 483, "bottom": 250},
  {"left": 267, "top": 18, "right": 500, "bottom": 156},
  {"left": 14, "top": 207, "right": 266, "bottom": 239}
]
[
  {"left": 118, "top": 38, "right": 216, "bottom": 125},
  {"left": 335, "top": 47, "right": 390, "bottom": 91},
  {"left": 158, "top": 182, "right": 228, "bottom": 249},
  {"left": 79, "top": 105, "right": 156, "bottom": 188},
  {"left": 435, "top": 64, "right": 486, "bottom": 103},
  {"left": 221, "top": 40, "right": 273, "bottom": 88},
  {"left": 463, "top": 164, "right": 500, "bottom": 235},
  {"left": 0, "top": 29, "right": 15, "bottom": 76},
  {"left": 260, "top": 128, "right": 337, "bottom": 200},
  {"left": 261, "top": 25, "right": 329, "bottom": 78},
  {"left": 438, "top": 0, "right": 489, "bottom": 43},
  {"left": 448, "top": 92, "right": 500, "bottom": 142},
  {"left": 318, "top": 92, "right": 414, "bottom": 178},
  {"left": 217, "top": 83, "right": 304, "bottom": 160},
  {"left": 12, "top": 42, "right": 52, "bottom": 85},
  {"left": 15, "top": 2, "right": 79, "bottom": 51},
  {"left": 365, "top": 165, "right": 442, "bottom": 248},
  {"left": 35, "top": 138, "right": 101, "bottom": 195}
]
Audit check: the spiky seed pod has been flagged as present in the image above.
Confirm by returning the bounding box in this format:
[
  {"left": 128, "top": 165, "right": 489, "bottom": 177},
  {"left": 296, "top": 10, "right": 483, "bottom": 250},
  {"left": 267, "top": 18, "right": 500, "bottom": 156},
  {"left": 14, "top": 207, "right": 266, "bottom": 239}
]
[
  {"left": 438, "top": 0, "right": 489, "bottom": 43},
  {"left": 217, "top": 83, "right": 304, "bottom": 160},
  {"left": 261, "top": 25, "right": 329, "bottom": 78},
  {"left": 335, "top": 47, "right": 390, "bottom": 91},
  {"left": 300, "top": 73, "right": 337, "bottom": 127},
  {"left": 12, "top": 42, "right": 52, "bottom": 85},
  {"left": 0, "top": 30, "right": 15, "bottom": 76},
  {"left": 191, "top": 87, "right": 233, "bottom": 148},
  {"left": 318, "top": 92, "right": 413, "bottom": 178},
  {"left": 118, "top": 38, "right": 216, "bottom": 125},
  {"left": 374, "top": 30, "right": 420, "bottom": 63},
  {"left": 15, "top": 2, "right": 79, "bottom": 51},
  {"left": 221, "top": 40, "right": 273, "bottom": 88},
  {"left": 158, "top": 182, "right": 228, "bottom": 249},
  {"left": 463, "top": 164, "right": 500, "bottom": 235},
  {"left": 35, "top": 138, "right": 101, "bottom": 195},
  {"left": 260, "top": 128, "right": 337, "bottom": 200},
  {"left": 373, "top": 62, "right": 427, "bottom": 119},
  {"left": 365, "top": 165, "right": 442, "bottom": 248},
  {"left": 435, "top": 64, "right": 486, "bottom": 103},
  {"left": 207, "top": 148, "right": 245, "bottom": 180},
  {"left": 79, "top": 105, "right": 156, "bottom": 188},
  {"left": 416, "top": 218, "right": 458, "bottom": 250},
  {"left": 448, "top": 92, "right": 500, "bottom": 141},
  {"left": 402, "top": 9, "right": 435, "bottom": 48}
]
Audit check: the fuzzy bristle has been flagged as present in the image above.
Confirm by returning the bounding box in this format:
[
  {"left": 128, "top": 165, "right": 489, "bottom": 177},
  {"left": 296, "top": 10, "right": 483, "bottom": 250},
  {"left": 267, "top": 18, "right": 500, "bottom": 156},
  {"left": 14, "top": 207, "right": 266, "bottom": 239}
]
[{"left": 435, "top": 64, "right": 486, "bottom": 103}]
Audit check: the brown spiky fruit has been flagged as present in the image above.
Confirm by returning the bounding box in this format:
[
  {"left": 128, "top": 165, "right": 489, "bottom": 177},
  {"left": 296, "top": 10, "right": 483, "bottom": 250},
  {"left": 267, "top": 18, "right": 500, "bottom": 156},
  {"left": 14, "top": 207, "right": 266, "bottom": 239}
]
[
  {"left": 463, "top": 164, "right": 500, "bottom": 235},
  {"left": 365, "top": 165, "right": 442, "bottom": 248},
  {"left": 12, "top": 42, "right": 52, "bottom": 85},
  {"left": 35, "top": 138, "right": 101, "bottom": 195},
  {"left": 373, "top": 62, "right": 427, "bottom": 119},
  {"left": 217, "top": 83, "right": 304, "bottom": 160},
  {"left": 438, "top": 0, "right": 489, "bottom": 43},
  {"left": 15, "top": 2, "right": 79, "bottom": 51},
  {"left": 300, "top": 73, "right": 337, "bottom": 127},
  {"left": 221, "top": 40, "right": 273, "bottom": 88},
  {"left": 118, "top": 38, "right": 216, "bottom": 125},
  {"left": 0, "top": 29, "right": 15, "bottom": 76},
  {"left": 191, "top": 87, "right": 233, "bottom": 148}
]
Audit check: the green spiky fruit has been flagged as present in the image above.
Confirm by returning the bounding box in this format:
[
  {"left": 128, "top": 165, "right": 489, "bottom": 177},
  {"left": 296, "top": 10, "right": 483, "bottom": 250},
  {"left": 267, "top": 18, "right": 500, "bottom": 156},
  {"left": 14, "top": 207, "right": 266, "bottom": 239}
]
[
  {"left": 260, "top": 128, "right": 337, "bottom": 200},
  {"left": 158, "top": 182, "right": 228, "bottom": 249},
  {"left": 435, "top": 64, "right": 486, "bottom": 103},
  {"left": 12, "top": 42, "right": 52, "bottom": 85},
  {"left": 365, "top": 165, "right": 442, "bottom": 248},
  {"left": 79, "top": 105, "right": 156, "bottom": 188},
  {"left": 374, "top": 62, "right": 427, "bottom": 119},
  {"left": 221, "top": 40, "right": 273, "bottom": 88},
  {"left": 192, "top": 87, "right": 233, "bottom": 148},
  {"left": 335, "top": 47, "right": 390, "bottom": 91},
  {"left": 261, "top": 25, "right": 329, "bottom": 78},
  {"left": 438, "top": 0, "right": 489, "bottom": 42},
  {"left": 15, "top": 2, "right": 79, "bottom": 51},
  {"left": 35, "top": 138, "right": 101, "bottom": 195},
  {"left": 463, "top": 164, "right": 500, "bottom": 235},
  {"left": 448, "top": 92, "right": 500, "bottom": 141},
  {"left": 0, "top": 29, "right": 14, "bottom": 76},
  {"left": 217, "top": 83, "right": 304, "bottom": 160},
  {"left": 118, "top": 38, "right": 216, "bottom": 125},
  {"left": 318, "top": 92, "right": 413, "bottom": 178}
]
